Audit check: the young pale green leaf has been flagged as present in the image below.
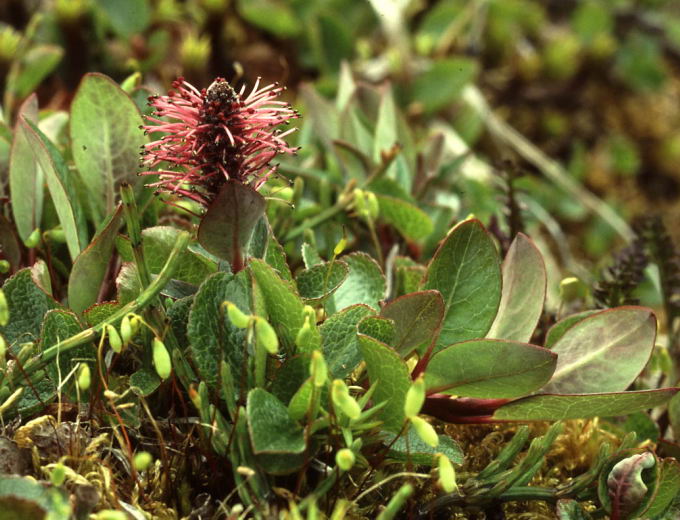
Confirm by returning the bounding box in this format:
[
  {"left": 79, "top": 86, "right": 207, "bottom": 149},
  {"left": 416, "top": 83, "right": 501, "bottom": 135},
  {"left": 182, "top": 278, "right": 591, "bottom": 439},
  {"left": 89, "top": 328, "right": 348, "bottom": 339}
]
[
  {"left": 544, "top": 310, "right": 599, "bottom": 348},
  {"left": 116, "top": 226, "right": 216, "bottom": 285},
  {"left": 487, "top": 233, "right": 546, "bottom": 343},
  {"left": 8, "top": 95, "right": 42, "bottom": 244},
  {"left": 320, "top": 304, "right": 374, "bottom": 379},
  {"left": 249, "top": 259, "right": 305, "bottom": 351},
  {"left": 422, "top": 219, "right": 502, "bottom": 351},
  {"left": 600, "top": 452, "right": 656, "bottom": 519},
  {"left": 357, "top": 333, "right": 411, "bottom": 432},
  {"left": 357, "top": 316, "right": 396, "bottom": 346},
  {"left": 541, "top": 307, "right": 657, "bottom": 394},
  {"left": 68, "top": 205, "right": 124, "bottom": 314},
  {"left": 21, "top": 119, "right": 88, "bottom": 260},
  {"left": 247, "top": 388, "right": 306, "bottom": 454},
  {"left": 188, "top": 272, "right": 249, "bottom": 386},
  {"left": 70, "top": 73, "right": 147, "bottom": 223},
  {"left": 326, "top": 252, "right": 386, "bottom": 314},
  {"left": 493, "top": 389, "right": 679, "bottom": 421},
  {"left": 380, "top": 290, "right": 444, "bottom": 357},
  {"left": 296, "top": 261, "right": 349, "bottom": 303},
  {"left": 424, "top": 339, "right": 556, "bottom": 398},
  {"left": 376, "top": 194, "right": 434, "bottom": 241},
  {"left": 0, "top": 269, "right": 57, "bottom": 348},
  {"left": 197, "top": 181, "right": 267, "bottom": 263}
]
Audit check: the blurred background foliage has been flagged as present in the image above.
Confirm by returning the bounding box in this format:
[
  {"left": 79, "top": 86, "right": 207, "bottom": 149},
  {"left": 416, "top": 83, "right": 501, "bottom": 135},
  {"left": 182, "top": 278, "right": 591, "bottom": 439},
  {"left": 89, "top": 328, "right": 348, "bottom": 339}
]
[{"left": 1, "top": 0, "right": 680, "bottom": 305}]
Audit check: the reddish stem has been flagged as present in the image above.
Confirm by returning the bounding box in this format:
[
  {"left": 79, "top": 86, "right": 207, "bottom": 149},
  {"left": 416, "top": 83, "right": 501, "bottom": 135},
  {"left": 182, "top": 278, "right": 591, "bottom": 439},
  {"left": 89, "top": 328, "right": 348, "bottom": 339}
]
[{"left": 421, "top": 395, "right": 511, "bottom": 424}]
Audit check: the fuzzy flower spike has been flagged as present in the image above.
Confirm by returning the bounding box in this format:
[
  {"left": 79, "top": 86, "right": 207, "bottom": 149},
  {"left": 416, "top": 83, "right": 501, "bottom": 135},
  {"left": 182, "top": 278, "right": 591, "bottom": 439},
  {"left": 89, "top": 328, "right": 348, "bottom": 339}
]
[{"left": 140, "top": 76, "right": 300, "bottom": 207}]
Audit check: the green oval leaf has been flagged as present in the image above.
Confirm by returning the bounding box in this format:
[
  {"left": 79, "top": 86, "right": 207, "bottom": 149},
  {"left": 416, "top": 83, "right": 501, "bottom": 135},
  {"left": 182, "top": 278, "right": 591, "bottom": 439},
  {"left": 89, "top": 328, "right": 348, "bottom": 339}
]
[
  {"left": 70, "top": 72, "right": 147, "bottom": 222},
  {"left": 247, "top": 388, "right": 305, "bottom": 454},
  {"left": 380, "top": 290, "right": 444, "bottom": 357},
  {"left": 188, "top": 272, "right": 249, "bottom": 386},
  {"left": 493, "top": 389, "right": 679, "bottom": 421},
  {"left": 376, "top": 194, "right": 433, "bottom": 241},
  {"left": 197, "top": 181, "right": 267, "bottom": 263},
  {"left": 541, "top": 307, "right": 657, "bottom": 394},
  {"left": 422, "top": 219, "right": 502, "bottom": 351},
  {"left": 487, "top": 233, "right": 546, "bottom": 343},
  {"left": 424, "top": 339, "right": 556, "bottom": 398},
  {"left": 1, "top": 269, "right": 57, "bottom": 348},
  {"left": 326, "top": 252, "right": 386, "bottom": 314},
  {"left": 357, "top": 333, "right": 411, "bottom": 432},
  {"left": 320, "top": 304, "right": 375, "bottom": 379},
  {"left": 8, "top": 95, "right": 42, "bottom": 243},
  {"left": 249, "top": 259, "right": 305, "bottom": 352},
  {"left": 297, "top": 261, "right": 349, "bottom": 303}
]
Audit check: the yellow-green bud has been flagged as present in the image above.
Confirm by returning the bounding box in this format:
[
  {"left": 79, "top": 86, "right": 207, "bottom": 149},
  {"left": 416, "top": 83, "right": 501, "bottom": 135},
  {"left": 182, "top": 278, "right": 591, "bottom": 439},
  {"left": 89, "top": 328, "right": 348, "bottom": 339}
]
[
  {"left": 153, "top": 337, "right": 172, "bottom": 380},
  {"left": 334, "top": 237, "right": 347, "bottom": 256},
  {"left": 189, "top": 386, "right": 201, "bottom": 409},
  {"left": 310, "top": 350, "right": 327, "bottom": 388},
  {"left": 106, "top": 325, "right": 122, "bottom": 353},
  {"left": 129, "top": 314, "right": 142, "bottom": 336},
  {"left": 353, "top": 189, "right": 367, "bottom": 215},
  {"left": 24, "top": 228, "right": 41, "bottom": 248},
  {"left": 277, "top": 186, "right": 294, "bottom": 201},
  {"left": 120, "top": 72, "right": 142, "bottom": 93},
  {"left": 255, "top": 317, "right": 278, "bottom": 354},
  {"left": 295, "top": 316, "right": 319, "bottom": 352},
  {"left": 365, "top": 192, "right": 379, "bottom": 220},
  {"left": 133, "top": 451, "right": 153, "bottom": 471},
  {"left": 331, "top": 379, "right": 362, "bottom": 420},
  {"left": 559, "top": 276, "right": 587, "bottom": 303},
  {"left": 120, "top": 315, "right": 132, "bottom": 345},
  {"left": 437, "top": 454, "right": 458, "bottom": 494},
  {"left": 0, "top": 334, "right": 6, "bottom": 366},
  {"left": 0, "top": 289, "right": 7, "bottom": 326},
  {"left": 224, "top": 301, "right": 251, "bottom": 329},
  {"left": 77, "top": 363, "right": 91, "bottom": 391},
  {"left": 50, "top": 463, "right": 66, "bottom": 486},
  {"left": 44, "top": 228, "right": 66, "bottom": 243},
  {"left": 303, "top": 305, "right": 316, "bottom": 322},
  {"left": 404, "top": 376, "right": 426, "bottom": 418},
  {"left": 180, "top": 32, "right": 211, "bottom": 71},
  {"left": 0, "top": 260, "right": 10, "bottom": 274},
  {"left": 410, "top": 416, "right": 438, "bottom": 448},
  {"left": 16, "top": 342, "right": 34, "bottom": 364},
  {"left": 336, "top": 448, "right": 355, "bottom": 471}
]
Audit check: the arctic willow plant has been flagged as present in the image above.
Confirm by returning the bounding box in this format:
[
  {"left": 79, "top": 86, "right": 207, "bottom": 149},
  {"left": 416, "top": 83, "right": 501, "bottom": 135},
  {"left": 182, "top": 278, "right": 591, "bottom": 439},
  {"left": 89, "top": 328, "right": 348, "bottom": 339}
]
[{"left": 0, "top": 72, "right": 679, "bottom": 519}]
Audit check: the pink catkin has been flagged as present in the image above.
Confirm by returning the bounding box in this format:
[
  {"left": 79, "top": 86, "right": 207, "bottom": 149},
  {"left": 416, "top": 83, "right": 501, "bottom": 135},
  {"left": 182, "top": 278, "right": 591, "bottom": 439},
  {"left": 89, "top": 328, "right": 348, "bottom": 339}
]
[{"left": 140, "top": 77, "right": 300, "bottom": 207}]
